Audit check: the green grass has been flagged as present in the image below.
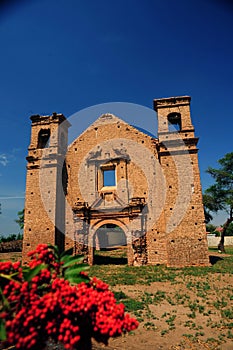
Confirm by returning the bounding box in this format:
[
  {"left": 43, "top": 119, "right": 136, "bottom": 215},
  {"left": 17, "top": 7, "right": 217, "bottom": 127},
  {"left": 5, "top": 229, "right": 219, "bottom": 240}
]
[
  {"left": 222, "top": 309, "right": 233, "bottom": 319},
  {"left": 90, "top": 263, "right": 178, "bottom": 286},
  {"left": 114, "top": 291, "right": 145, "bottom": 312},
  {"left": 90, "top": 248, "right": 233, "bottom": 286},
  {"left": 209, "top": 246, "right": 233, "bottom": 255}
]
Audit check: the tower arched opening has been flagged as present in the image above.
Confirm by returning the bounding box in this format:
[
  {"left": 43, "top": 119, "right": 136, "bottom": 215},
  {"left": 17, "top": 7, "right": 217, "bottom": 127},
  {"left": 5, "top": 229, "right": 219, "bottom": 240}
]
[
  {"left": 167, "top": 112, "right": 181, "bottom": 132},
  {"left": 37, "top": 129, "right": 50, "bottom": 148}
]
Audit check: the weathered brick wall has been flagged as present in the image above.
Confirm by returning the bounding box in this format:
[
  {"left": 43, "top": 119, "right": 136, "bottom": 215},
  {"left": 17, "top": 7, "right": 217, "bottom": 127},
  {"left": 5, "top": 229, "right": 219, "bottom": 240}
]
[
  {"left": 22, "top": 114, "right": 68, "bottom": 262},
  {"left": 23, "top": 97, "right": 210, "bottom": 267},
  {"left": 154, "top": 96, "right": 209, "bottom": 267},
  {"left": 65, "top": 116, "right": 156, "bottom": 206},
  {"left": 65, "top": 114, "right": 158, "bottom": 265}
]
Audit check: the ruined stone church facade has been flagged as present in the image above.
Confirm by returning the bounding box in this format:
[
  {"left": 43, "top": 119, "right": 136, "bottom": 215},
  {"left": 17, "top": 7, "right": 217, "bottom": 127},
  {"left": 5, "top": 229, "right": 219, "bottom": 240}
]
[{"left": 22, "top": 96, "right": 209, "bottom": 267}]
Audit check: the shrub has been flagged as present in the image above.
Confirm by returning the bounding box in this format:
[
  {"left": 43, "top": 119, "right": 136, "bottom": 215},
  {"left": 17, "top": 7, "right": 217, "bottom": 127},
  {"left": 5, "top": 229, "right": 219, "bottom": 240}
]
[{"left": 0, "top": 244, "right": 138, "bottom": 350}]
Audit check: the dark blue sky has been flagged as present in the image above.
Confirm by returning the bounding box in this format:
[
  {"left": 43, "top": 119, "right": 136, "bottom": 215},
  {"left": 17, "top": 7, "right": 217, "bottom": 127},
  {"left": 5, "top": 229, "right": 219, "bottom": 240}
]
[{"left": 0, "top": 0, "right": 233, "bottom": 234}]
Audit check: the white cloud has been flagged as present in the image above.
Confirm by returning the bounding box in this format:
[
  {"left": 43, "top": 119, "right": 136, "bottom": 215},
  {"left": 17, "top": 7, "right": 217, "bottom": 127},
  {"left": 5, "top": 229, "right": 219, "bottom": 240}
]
[
  {"left": 0, "top": 154, "right": 9, "bottom": 166},
  {"left": 0, "top": 148, "right": 22, "bottom": 167}
]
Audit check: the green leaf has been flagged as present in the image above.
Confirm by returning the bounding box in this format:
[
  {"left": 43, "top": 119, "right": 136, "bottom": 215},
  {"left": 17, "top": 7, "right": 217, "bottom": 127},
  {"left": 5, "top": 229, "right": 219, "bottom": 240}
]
[
  {"left": 60, "top": 247, "right": 73, "bottom": 259},
  {"left": 47, "top": 244, "right": 59, "bottom": 259},
  {"left": 0, "top": 318, "right": 7, "bottom": 341},
  {"left": 65, "top": 275, "right": 89, "bottom": 285},
  {"left": 64, "top": 264, "right": 90, "bottom": 276},
  {"left": 23, "top": 264, "right": 47, "bottom": 282},
  {"left": 62, "top": 255, "right": 85, "bottom": 268},
  {"left": 0, "top": 287, "right": 10, "bottom": 310}
]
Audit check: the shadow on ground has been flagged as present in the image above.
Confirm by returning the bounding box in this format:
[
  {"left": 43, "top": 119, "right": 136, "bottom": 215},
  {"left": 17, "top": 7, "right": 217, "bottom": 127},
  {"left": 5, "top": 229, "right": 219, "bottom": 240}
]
[
  {"left": 209, "top": 255, "right": 223, "bottom": 265},
  {"left": 93, "top": 247, "right": 128, "bottom": 265},
  {"left": 94, "top": 254, "right": 127, "bottom": 265}
]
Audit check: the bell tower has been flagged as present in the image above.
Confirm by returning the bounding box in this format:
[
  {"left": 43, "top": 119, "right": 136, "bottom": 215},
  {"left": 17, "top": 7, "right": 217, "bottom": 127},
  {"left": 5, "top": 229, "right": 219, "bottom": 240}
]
[
  {"left": 153, "top": 96, "right": 209, "bottom": 267},
  {"left": 22, "top": 113, "right": 70, "bottom": 261},
  {"left": 154, "top": 95, "right": 195, "bottom": 137}
]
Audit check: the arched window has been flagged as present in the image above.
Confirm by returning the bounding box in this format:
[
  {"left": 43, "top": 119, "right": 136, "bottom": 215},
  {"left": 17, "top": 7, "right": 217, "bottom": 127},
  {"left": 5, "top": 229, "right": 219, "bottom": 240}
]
[
  {"left": 37, "top": 129, "right": 50, "bottom": 149},
  {"left": 167, "top": 112, "right": 181, "bottom": 132}
]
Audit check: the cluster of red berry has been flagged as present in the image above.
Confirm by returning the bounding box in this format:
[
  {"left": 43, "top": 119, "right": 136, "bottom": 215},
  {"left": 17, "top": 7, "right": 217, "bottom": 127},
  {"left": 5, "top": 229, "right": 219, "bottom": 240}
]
[
  {"left": 0, "top": 244, "right": 138, "bottom": 350},
  {"left": 28, "top": 243, "right": 61, "bottom": 276}
]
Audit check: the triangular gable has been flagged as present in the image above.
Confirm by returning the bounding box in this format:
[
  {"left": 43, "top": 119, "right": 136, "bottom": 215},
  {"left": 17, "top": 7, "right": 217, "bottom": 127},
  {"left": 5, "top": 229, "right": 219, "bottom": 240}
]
[{"left": 88, "top": 113, "right": 127, "bottom": 128}]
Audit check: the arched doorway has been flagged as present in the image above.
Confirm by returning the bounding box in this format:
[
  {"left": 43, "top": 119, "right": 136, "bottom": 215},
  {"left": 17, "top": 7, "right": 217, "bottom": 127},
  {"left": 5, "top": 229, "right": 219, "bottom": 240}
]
[
  {"left": 94, "top": 224, "right": 126, "bottom": 249},
  {"left": 93, "top": 223, "right": 127, "bottom": 265}
]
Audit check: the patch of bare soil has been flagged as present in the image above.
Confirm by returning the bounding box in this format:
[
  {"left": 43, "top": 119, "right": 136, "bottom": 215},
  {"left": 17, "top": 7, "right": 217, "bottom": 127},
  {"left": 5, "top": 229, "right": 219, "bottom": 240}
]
[
  {"left": 102, "top": 272, "right": 233, "bottom": 350},
  {"left": 0, "top": 251, "right": 21, "bottom": 262}
]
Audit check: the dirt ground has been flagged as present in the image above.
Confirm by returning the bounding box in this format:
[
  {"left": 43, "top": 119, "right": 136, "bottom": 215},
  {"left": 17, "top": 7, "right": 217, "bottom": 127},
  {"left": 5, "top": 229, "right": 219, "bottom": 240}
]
[
  {"left": 105, "top": 275, "right": 233, "bottom": 350},
  {"left": 1, "top": 251, "right": 233, "bottom": 350},
  {"left": 93, "top": 251, "right": 233, "bottom": 350}
]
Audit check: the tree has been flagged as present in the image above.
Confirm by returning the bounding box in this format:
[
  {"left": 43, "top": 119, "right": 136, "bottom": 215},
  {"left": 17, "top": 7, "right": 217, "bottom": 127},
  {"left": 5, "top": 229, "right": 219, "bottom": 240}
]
[
  {"left": 204, "top": 152, "right": 233, "bottom": 252},
  {"left": 226, "top": 222, "right": 233, "bottom": 236},
  {"left": 15, "top": 209, "right": 24, "bottom": 231},
  {"left": 203, "top": 193, "right": 215, "bottom": 223},
  {"left": 205, "top": 223, "right": 217, "bottom": 234}
]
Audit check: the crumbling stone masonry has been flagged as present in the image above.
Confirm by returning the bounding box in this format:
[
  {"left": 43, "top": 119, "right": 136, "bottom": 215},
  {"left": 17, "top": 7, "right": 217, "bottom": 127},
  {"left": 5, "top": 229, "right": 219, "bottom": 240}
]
[{"left": 22, "top": 96, "right": 210, "bottom": 267}]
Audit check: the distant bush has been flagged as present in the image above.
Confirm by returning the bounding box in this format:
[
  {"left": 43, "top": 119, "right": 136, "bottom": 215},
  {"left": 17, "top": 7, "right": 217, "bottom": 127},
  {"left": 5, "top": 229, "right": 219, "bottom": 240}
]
[
  {"left": 0, "top": 233, "right": 23, "bottom": 243},
  {"left": 206, "top": 224, "right": 217, "bottom": 233}
]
